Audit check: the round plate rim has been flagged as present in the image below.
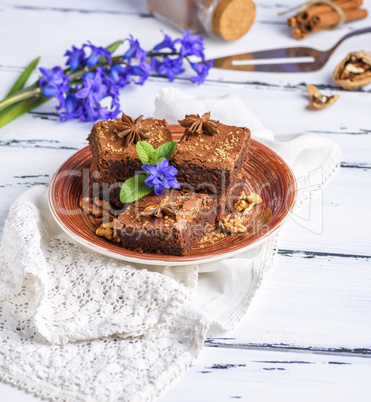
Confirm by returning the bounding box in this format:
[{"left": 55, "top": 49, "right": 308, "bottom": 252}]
[{"left": 48, "top": 139, "right": 297, "bottom": 266}]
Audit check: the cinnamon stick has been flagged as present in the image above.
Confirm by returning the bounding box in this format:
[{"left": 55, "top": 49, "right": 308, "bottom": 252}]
[
  {"left": 308, "top": 8, "right": 368, "bottom": 31},
  {"left": 287, "top": 0, "right": 367, "bottom": 40},
  {"left": 296, "top": 0, "right": 362, "bottom": 24},
  {"left": 287, "top": 16, "right": 298, "bottom": 27},
  {"left": 292, "top": 27, "right": 309, "bottom": 40}
]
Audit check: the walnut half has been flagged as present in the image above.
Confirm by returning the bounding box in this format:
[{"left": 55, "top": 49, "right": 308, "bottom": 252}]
[
  {"left": 234, "top": 192, "right": 262, "bottom": 213},
  {"left": 79, "top": 197, "right": 117, "bottom": 224},
  {"left": 307, "top": 84, "right": 339, "bottom": 110},
  {"left": 219, "top": 217, "right": 247, "bottom": 234},
  {"left": 96, "top": 221, "right": 120, "bottom": 243},
  {"left": 333, "top": 51, "right": 371, "bottom": 90}
]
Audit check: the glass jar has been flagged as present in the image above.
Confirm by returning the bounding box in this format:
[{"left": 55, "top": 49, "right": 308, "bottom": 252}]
[{"left": 147, "top": 0, "right": 256, "bottom": 41}]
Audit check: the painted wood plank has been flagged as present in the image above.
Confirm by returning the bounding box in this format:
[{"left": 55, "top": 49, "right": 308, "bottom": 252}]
[
  {"left": 208, "top": 252, "right": 371, "bottom": 350},
  {"left": 1, "top": 345, "right": 370, "bottom": 402},
  {"left": 0, "top": 0, "right": 149, "bottom": 14},
  {"left": 162, "top": 346, "right": 371, "bottom": 402}
]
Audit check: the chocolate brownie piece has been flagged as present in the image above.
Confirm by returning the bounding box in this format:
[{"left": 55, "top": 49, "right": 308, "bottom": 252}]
[
  {"left": 88, "top": 117, "right": 172, "bottom": 182},
  {"left": 171, "top": 122, "right": 250, "bottom": 195},
  {"left": 113, "top": 191, "right": 216, "bottom": 256}
]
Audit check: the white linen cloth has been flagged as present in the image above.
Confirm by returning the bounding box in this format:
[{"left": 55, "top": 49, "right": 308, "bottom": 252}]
[{"left": 0, "top": 88, "right": 341, "bottom": 401}]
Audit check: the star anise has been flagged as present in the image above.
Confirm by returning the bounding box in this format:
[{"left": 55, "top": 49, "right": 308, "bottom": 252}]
[
  {"left": 141, "top": 197, "right": 178, "bottom": 219},
  {"left": 178, "top": 112, "right": 218, "bottom": 136},
  {"left": 112, "top": 113, "right": 149, "bottom": 147}
]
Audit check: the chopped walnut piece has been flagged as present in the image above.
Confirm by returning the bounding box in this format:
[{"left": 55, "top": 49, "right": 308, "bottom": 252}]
[
  {"left": 247, "top": 193, "right": 262, "bottom": 205},
  {"left": 94, "top": 198, "right": 112, "bottom": 212},
  {"left": 79, "top": 197, "right": 117, "bottom": 223},
  {"left": 307, "top": 84, "right": 339, "bottom": 110},
  {"left": 96, "top": 221, "right": 120, "bottom": 243},
  {"left": 79, "top": 197, "right": 103, "bottom": 218},
  {"left": 234, "top": 192, "right": 262, "bottom": 213},
  {"left": 219, "top": 216, "right": 247, "bottom": 234},
  {"left": 234, "top": 199, "right": 249, "bottom": 212},
  {"left": 333, "top": 51, "right": 371, "bottom": 89},
  {"left": 220, "top": 217, "right": 246, "bottom": 234}
]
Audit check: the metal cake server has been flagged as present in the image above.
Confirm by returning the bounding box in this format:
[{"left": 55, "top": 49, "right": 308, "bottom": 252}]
[{"left": 211, "top": 26, "right": 371, "bottom": 73}]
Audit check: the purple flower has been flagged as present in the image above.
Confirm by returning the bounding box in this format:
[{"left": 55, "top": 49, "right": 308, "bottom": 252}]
[
  {"left": 79, "top": 105, "right": 101, "bottom": 122},
  {"left": 156, "top": 57, "right": 184, "bottom": 82},
  {"left": 76, "top": 95, "right": 120, "bottom": 122},
  {"left": 84, "top": 41, "right": 112, "bottom": 67},
  {"left": 110, "top": 64, "right": 131, "bottom": 88},
  {"left": 177, "top": 29, "right": 205, "bottom": 60},
  {"left": 67, "top": 67, "right": 120, "bottom": 121},
  {"left": 142, "top": 158, "right": 180, "bottom": 195},
  {"left": 39, "top": 66, "right": 70, "bottom": 106},
  {"left": 39, "top": 66, "right": 68, "bottom": 87},
  {"left": 87, "top": 67, "right": 120, "bottom": 99},
  {"left": 67, "top": 67, "right": 121, "bottom": 122},
  {"left": 64, "top": 45, "right": 86, "bottom": 71},
  {"left": 59, "top": 93, "right": 83, "bottom": 121},
  {"left": 123, "top": 35, "right": 147, "bottom": 62},
  {"left": 190, "top": 60, "right": 213, "bottom": 85},
  {"left": 76, "top": 72, "right": 107, "bottom": 107},
  {"left": 98, "top": 99, "right": 121, "bottom": 120},
  {"left": 153, "top": 32, "right": 176, "bottom": 52},
  {"left": 131, "top": 62, "right": 153, "bottom": 85}
]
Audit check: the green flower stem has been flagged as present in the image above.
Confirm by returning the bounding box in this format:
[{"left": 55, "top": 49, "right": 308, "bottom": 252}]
[{"left": 0, "top": 87, "right": 41, "bottom": 112}]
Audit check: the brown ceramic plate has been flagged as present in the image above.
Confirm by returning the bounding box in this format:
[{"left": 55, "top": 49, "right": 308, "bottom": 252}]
[{"left": 49, "top": 125, "right": 296, "bottom": 266}]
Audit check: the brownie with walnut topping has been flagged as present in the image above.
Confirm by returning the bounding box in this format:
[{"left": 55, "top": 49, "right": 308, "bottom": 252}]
[
  {"left": 171, "top": 117, "right": 250, "bottom": 195},
  {"left": 88, "top": 116, "right": 172, "bottom": 183},
  {"left": 113, "top": 190, "right": 217, "bottom": 256}
]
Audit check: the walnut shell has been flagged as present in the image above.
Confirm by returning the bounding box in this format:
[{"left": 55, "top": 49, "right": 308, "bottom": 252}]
[
  {"left": 333, "top": 51, "right": 371, "bottom": 90},
  {"left": 307, "top": 84, "right": 339, "bottom": 110}
]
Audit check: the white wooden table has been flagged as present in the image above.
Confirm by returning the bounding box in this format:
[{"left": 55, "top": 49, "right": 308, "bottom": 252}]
[{"left": 0, "top": 0, "right": 370, "bottom": 401}]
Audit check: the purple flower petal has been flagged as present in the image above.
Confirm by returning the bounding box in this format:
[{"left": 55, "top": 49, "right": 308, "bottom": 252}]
[
  {"left": 153, "top": 32, "right": 176, "bottom": 52},
  {"left": 85, "top": 41, "right": 112, "bottom": 67},
  {"left": 123, "top": 35, "right": 147, "bottom": 62},
  {"left": 64, "top": 45, "right": 86, "bottom": 71},
  {"left": 154, "top": 183, "right": 165, "bottom": 195},
  {"left": 142, "top": 158, "right": 180, "bottom": 192}
]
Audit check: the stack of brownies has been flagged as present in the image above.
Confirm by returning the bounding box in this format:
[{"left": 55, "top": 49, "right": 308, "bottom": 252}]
[{"left": 85, "top": 112, "right": 254, "bottom": 256}]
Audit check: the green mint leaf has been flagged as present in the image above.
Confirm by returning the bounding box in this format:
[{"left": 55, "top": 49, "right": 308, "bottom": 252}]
[
  {"left": 156, "top": 141, "right": 177, "bottom": 161},
  {"left": 120, "top": 174, "right": 152, "bottom": 203},
  {"left": 147, "top": 150, "right": 159, "bottom": 165},
  {"left": 6, "top": 57, "right": 40, "bottom": 98},
  {"left": 136, "top": 141, "right": 156, "bottom": 164}
]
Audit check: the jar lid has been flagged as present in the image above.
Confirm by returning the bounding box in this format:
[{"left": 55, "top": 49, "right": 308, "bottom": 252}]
[{"left": 212, "top": 0, "right": 256, "bottom": 41}]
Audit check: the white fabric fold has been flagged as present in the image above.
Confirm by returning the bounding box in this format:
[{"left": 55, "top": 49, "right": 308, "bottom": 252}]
[{"left": 0, "top": 88, "right": 341, "bottom": 401}]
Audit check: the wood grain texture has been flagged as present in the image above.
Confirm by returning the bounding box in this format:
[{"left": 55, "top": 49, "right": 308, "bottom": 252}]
[{"left": 0, "top": 0, "right": 370, "bottom": 400}]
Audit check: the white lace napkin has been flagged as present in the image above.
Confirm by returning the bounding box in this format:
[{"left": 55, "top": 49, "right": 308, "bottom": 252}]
[{"left": 0, "top": 88, "right": 341, "bottom": 401}]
